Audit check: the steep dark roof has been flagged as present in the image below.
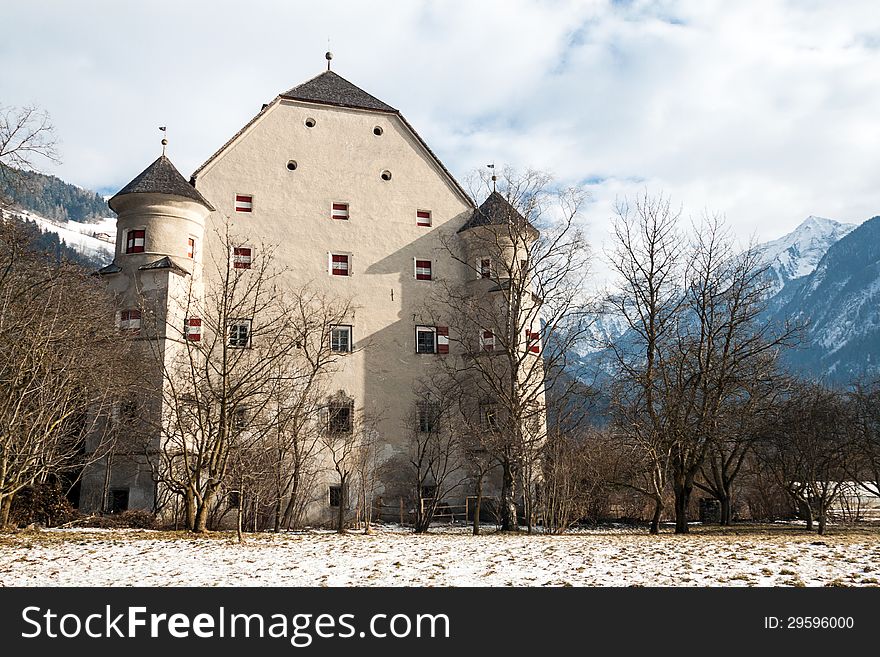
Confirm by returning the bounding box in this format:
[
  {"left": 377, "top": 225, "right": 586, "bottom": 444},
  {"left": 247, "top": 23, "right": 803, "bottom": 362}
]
[
  {"left": 138, "top": 256, "right": 189, "bottom": 275},
  {"left": 280, "top": 70, "right": 397, "bottom": 113},
  {"left": 94, "top": 262, "right": 121, "bottom": 276},
  {"left": 458, "top": 191, "right": 536, "bottom": 234},
  {"left": 110, "top": 155, "right": 215, "bottom": 211}
]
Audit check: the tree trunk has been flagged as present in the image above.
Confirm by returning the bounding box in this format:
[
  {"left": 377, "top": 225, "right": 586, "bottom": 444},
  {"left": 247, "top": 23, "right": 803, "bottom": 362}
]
[
  {"left": 673, "top": 481, "right": 692, "bottom": 534},
  {"left": 236, "top": 491, "right": 244, "bottom": 544},
  {"left": 0, "top": 494, "right": 12, "bottom": 529},
  {"left": 649, "top": 497, "right": 662, "bottom": 535},
  {"left": 364, "top": 492, "right": 372, "bottom": 535},
  {"left": 800, "top": 500, "right": 813, "bottom": 531},
  {"left": 499, "top": 459, "right": 519, "bottom": 532},
  {"left": 184, "top": 491, "right": 195, "bottom": 531},
  {"left": 193, "top": 490, "right": 214, "bottom": 533},
  {"left": 273, "top": 498, "right": 282, "bottom": 533},
  {"left": 817, "top": 504, "right": 827, "bottom": 535},
  {"left": 473, "top": 475, "right": 483, "bottom": 536},
  {"left": 336, "top": 480, "right": 346, "bottom": 534},
  {"left": 719, "top": 494, "right": 732, "bottom": 526}
]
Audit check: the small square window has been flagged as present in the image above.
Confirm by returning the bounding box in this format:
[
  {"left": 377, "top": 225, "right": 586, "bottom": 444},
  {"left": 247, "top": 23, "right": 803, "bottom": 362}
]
[
  {"left": 118, "top": 398, "right": 139, "bottom": 424},
  {"left": 479, "top": 258, "right": 492, "bottom": 279},
  {"left": 232, "top": 246, "right": 253, "bottom": 269},
  {"left": 417, "top": 209, "right": 432, "bottom": 227},
  {"left": 235, "top": 194, "right": 253, "bottom": 212},
  {"left": 331, "top": 203, "right": 349, "bottom": 220},
  {"left": 417, "top": 401, "right": 440, "bottom": 433},
  {"left": 330, "top": 253, "right": 350, "bottom": 276},
  {"left": 329, "top": 485, "right": 343, "bottom": 507},
  {"left": 416, "top": 325, "right": 436, "bottom": 354},
  {"left": 118, "top": 309, "right": 142, "bottom": 333},
  {"left": 187, "top": 238, "right": 195, "bottom": 259},
  {"left": 184, "top": 317, "right": 202, "bottom": 341},
  {"left": 415, "top": 259, "right": 433, "bottom": 281},
  {"left": 227, "top": 319, "right": 252, "bottom": 348},
  {"left": 126, "top": 229, "right": 145, "bottom": 254},
  {"left": 329, "top": 403, "right": 353, "bottom": 434},
  {"left": 331, "top": 325, "right": 352, "bottom": 353}
]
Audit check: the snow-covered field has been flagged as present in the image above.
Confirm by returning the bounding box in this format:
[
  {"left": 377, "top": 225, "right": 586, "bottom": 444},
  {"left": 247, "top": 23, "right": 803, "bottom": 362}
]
[{"left": 2, "top": 525, "right": 879, "bottom": 587}]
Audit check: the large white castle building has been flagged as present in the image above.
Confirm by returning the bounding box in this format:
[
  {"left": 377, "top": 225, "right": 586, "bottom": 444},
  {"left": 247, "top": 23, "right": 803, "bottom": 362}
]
[{"left": 78, "top": 60, "right": 544, "bottom": 527}]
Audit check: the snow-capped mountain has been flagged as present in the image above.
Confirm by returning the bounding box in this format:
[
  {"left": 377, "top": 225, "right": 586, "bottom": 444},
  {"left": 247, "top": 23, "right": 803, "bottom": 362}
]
[
  {"left": 769, "top": 215, "right": 880, "bottom": 381},
  {"left": 758, "top": 216, "right": 856, "bottom": 295}
]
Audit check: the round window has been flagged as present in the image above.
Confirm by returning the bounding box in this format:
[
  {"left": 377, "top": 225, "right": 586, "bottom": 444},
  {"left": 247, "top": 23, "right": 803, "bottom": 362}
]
[
  {"left": 381, "top": 170, "right": 392, "bottom": 181},
  {"left": 287, "top": 160, "right": 297, "bottom": 171},
  {"left": 304, "top": 118, "right": 316, "bottom": 128},
  {"left": 373, "top": 126, "right": 383, "bottom": 136}
]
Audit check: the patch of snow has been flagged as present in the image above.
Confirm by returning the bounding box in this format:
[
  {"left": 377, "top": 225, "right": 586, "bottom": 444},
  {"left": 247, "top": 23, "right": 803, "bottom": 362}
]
[
  {"left": 1, "top": 526, "right": 878, "bottom": 587},
  {"left": 13, "top": 209, "right": 116, "bottom": 262}
]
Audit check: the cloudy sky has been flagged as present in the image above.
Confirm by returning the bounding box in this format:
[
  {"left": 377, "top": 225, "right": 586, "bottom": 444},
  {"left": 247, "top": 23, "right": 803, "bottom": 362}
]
[{"left": 4, "top": 0, "right": 880, "bottom": 252}]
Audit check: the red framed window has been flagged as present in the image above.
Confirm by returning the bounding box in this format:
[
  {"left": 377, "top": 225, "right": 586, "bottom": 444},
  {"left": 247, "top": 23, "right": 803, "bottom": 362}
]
[
  {"left": 185, "top": 317, "right": 201, "bottom": 341},
  {"left": 331, "top": 203, "right": 349, "bottom": 220},
  {"left": 480, "top": 258, "right": 492, "bottom": 279},
  {"left": 480, "top": 330, "right": 496, "bottom": 352},
  {"left": 126, "top": 230, "right": 145, "bottom": 254},
  {"left": 331, "top": 253, "right": 350, "bottom": 276},
  {"left": 187, "top": 238, "right": 195, "bottom": 259},
  {"left": 118, "top": 309, "right": 141, "bottom": 333},
  {"left": 417, "top": 209, "right": 432, "bottom": 227},
  {"left": 232, "top": 246, "right": 253, "bottom": 269},
  {"left": 234, "top": 194, "right": 253, "bottom": 212},
  {"left": 415, "top": 259, "right": 432, "bottom": 281},
  {"left": 525, "top": 329, "right": 540, "bottom": 354}
]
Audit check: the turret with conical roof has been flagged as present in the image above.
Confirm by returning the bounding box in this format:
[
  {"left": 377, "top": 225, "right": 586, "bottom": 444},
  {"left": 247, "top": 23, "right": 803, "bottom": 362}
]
[{"left": 105, "top": 154, "right": 213, "bottom": 276}]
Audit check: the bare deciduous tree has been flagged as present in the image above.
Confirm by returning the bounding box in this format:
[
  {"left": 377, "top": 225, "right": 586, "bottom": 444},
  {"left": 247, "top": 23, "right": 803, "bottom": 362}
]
[
  {"left": 0, "top": 221, "right": 129, "bottom": 527},
  {"left": 153, "top": 228, "right": 303, "bottom": 532},
  {"left": 608, "top": 193, "right": 797, "bottom": 533},
  {"left": 432, "top": 166, "right": 594, "bottom": 532},
  {"left": 757, "top": 383, "right": 852, "bottom": 534}
]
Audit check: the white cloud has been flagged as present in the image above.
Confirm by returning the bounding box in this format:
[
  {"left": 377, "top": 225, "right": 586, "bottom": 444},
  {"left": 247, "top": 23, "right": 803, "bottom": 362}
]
[{"left": 3, "top": 0, "right": 880, "bottom": 254}]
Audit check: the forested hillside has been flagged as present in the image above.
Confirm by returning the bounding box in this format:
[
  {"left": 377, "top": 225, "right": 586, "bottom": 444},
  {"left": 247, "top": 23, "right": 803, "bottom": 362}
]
[{"left": 0, "top": 165, "right": 109, "bottom": 223}]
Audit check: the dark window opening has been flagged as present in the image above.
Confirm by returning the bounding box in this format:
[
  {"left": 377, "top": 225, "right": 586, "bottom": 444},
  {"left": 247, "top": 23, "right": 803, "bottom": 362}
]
[
  {"left": 416, "top": 326, "right": 436, "bottom": 354},
  {"left": 287, "top": 160, "right": 297, "bottom": 171},
  {"left": 329, "top": 403, "right": 353, "bottom": 434},
  {"left": 417, "top": 401, "right": 439, "bottom": 433},
  {"left": 329, "top": 485, "right": 343, "bottom": 507},
  {"left": 109, "top": 489, "right": 129, "bottom": 514}
]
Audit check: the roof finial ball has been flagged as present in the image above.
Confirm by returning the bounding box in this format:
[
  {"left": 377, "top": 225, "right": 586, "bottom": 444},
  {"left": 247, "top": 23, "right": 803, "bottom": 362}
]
[
  {"left": 159, "top": 126, "right": 168, "bottom": 156},
  {"left": 325, "top": 51, "right": 333, "bottom": 71}
]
